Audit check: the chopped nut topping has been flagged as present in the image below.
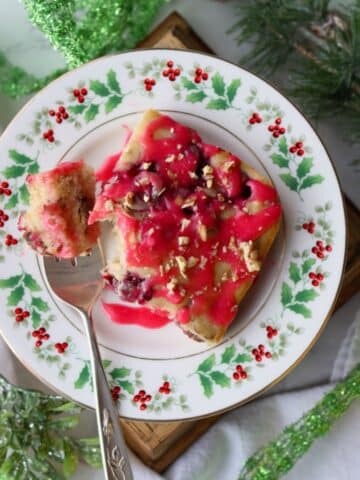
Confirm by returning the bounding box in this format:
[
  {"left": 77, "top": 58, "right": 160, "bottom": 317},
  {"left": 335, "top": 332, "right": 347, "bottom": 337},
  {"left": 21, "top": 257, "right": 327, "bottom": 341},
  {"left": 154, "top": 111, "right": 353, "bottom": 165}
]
[
  {"left": 123, "top": 192, "right": 134, "bottom": 209},
  {"left": 170, "top": 127, "right": 175, "bottom": 134},
  {"left": 182, "top": 198, "right": 196, "bottom": 209},
  {"left": 217, "top": 193, "right": 225, "bottom": 202},
  {"left": 202, "top": 165, "right": 214, "bottom": 176},
  {"left": 189, "top": 171, "right": 198, "bottom": 180},
  {"left": 222, "top": 245, "right": 228, "bottom": 253},
  {"left": 187, "top": 256, "right": 198, "bottom": 268},
  {"left": 199, "top": 256, "right": 208, "bottom": 269},
  {"left": 176, "top": 144, "right": 182, "bottom": 150},
  {"left": 142, "top": 162, "right": 152, "bottom": 170},
  {"left": 166, "top": 278, "right": 178, "bottom": 293},
  {"left": 175, "top": 255, "right": 187, "bottom": 278},
  {"left": 179, "top": 286, "right": 186, "bottom": 297},
  {"left": 180, "top": 218, "right": 191, "bottom": 231},
  {"left": 104, "top": 200, "right": 114, "bottom": 212},
  {"left": 178, "top": 153, "right": 184, "bottom": 160},
  {"left": 238, "top": 241, "right": 261, "bottom": 272},
  {"left": 156, "top": 187, "right": 166, "bottom": 198},
  {"left": 178, "top": 236, "right": 190, "bottom": 246},
  {"left": 143, "top": 193, "right": 150, "bottom": 203},
  {"left": 147, "top": 227, "right": 155, "bottom": 236},
  {"left": 165, "top": 154, "right": 175, "bottom": 163},
  {"left": 198, "top": 223, "right": 207, "bottom": 242},
  {"left": 228, "top": 236, "right": 237, "bottom": 253},
  {"left": 202, "top": 165, "right": 214, "bottom": 189},
  {"left": 223, "top": 160, "right": 235, "bottom": 172}
]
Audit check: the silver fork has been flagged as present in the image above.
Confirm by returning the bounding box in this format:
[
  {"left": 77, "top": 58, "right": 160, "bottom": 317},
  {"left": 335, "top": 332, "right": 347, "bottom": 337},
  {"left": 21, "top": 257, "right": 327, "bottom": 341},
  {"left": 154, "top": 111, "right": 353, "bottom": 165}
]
[{"left": 42, "top": 244, "right": 133, "bottom": 480}]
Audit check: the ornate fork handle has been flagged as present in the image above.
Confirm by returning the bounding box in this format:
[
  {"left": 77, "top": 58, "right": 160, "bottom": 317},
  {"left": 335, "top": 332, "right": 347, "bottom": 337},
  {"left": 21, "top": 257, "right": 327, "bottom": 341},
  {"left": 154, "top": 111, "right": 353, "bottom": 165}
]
[{"left": 80, "top": 310, "right": 133, "bottom": 480}]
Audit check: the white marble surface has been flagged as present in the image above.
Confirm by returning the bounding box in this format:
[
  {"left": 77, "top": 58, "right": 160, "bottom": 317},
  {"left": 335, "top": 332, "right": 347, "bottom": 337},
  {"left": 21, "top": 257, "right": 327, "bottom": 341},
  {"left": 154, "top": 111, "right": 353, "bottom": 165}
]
[{"left": 0, "top": 1, "right": 359, "bottom": 479}]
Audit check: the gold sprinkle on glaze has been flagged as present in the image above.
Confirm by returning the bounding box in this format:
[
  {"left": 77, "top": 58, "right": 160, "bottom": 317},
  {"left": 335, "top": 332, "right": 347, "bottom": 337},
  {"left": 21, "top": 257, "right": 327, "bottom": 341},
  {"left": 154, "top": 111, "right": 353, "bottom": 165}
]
[
  {"left": 238, "top": 241, "right": 261, "bottom": 272},
  {"left": 199, "top": 256, "right": 208, "bottom": 269},
  {"left": 123, "top": 192, "right": 134, "bottom": 209},
  {"left": 182, "top": 198, "right": 196, "bottom": 209},
  {"left": 166, "top": 278, "right": 178, "bottom": 293},
  {"left": 223, "top": 160, "right": 235, "bottom": 172},
  {"left": 165, "top": 154, "right": 175, "bottom": 163},
  {"left": 180, "top": 218, "right": 191, "bottom": 232},
  {"left": 187, "top": 256, "right": 199, "bottom": 268},
  {"left": 198, "top": 223, "right": 207, "bottom": 242},
  {"left": 104, "top": 200, "right": 114, "bottom": 212},
  {"left": 175, "top": 256, "right": 187, "bottom": 278},
  {"left": 178, "top": 236, "right": 190, "bottom": 247}
]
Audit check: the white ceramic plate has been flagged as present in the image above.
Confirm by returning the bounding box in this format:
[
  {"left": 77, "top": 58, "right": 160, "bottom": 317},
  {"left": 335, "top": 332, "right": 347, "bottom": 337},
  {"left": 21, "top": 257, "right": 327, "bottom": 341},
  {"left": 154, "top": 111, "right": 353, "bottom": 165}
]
[{"left": 0, "top": 50, "right": 345, "bottom": 420}]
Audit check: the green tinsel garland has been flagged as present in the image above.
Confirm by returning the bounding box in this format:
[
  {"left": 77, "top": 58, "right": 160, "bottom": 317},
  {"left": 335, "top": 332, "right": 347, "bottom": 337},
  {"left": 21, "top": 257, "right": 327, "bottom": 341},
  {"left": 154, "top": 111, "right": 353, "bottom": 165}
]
[
  {"left": 0, "top": 0, "right": 167, "bottom": 98},
  {"left": 239, "top": 363, "right": 360, "bottom": 479}
]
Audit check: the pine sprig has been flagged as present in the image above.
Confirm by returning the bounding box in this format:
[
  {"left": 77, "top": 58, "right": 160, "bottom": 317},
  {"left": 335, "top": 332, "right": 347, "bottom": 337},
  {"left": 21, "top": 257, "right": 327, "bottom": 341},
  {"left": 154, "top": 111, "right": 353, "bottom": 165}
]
[
  {"left": 0, "top": 376, "right": 101, "bottom": 478},
  {"left": 229, "top": 0, "right": 360, "bottom": 145}
]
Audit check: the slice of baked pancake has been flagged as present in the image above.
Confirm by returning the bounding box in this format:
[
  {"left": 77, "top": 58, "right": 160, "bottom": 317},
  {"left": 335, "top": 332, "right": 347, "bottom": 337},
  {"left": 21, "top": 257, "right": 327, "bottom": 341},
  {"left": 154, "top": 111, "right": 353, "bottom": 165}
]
[{"left": 89, "top": 110, "right": 282, "bottom": 343}]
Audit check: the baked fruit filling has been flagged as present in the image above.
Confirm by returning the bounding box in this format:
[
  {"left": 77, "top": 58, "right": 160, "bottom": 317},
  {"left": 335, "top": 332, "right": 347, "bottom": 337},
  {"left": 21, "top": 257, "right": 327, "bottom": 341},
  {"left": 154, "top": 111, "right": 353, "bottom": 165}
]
[
  {"left": 88, "top": 110, "right": 282, "bottom": 343},
  {"left": 19, "top": 160, "right": 100, "bottom": 258}
]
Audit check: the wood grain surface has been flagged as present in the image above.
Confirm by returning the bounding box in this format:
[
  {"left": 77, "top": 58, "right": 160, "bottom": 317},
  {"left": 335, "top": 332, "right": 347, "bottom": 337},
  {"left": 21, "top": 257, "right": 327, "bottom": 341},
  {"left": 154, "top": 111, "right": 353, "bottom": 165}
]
[{"left": 119, "top": 11, "right": 360, "bottom": 473}]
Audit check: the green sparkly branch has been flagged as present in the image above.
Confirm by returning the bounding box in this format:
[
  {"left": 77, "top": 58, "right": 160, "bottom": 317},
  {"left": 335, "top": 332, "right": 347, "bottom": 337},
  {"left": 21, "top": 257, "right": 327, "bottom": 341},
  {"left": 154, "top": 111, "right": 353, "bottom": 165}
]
[
  {"left": 0, "top": 0, "right": 167, "bottom": 98},
  {"left": 238, "top": 363, "right": 360, "bottom": 480},
  {"left": 0, "top": 375, "right": 102, "bottom": 478},
  {"left": 0, "top": 51, "right": 67, "bottom": 98}
]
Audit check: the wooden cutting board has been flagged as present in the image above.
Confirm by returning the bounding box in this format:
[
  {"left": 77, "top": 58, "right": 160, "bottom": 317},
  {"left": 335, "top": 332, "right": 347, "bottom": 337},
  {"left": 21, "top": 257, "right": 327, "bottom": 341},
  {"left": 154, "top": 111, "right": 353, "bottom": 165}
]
[{"left": 119, "top": 11, "right": 360, "bottom": 473}]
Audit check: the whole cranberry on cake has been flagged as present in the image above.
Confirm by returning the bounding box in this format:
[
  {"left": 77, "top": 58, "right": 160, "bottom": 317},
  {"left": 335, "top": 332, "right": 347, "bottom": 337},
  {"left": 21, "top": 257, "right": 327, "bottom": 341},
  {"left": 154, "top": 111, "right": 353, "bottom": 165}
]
[
  {"left": 19, "top": 160, "right": 100, "bottom": 258},
  {"left": 90, "top": 110, "right": 282, "bottom": 343}
]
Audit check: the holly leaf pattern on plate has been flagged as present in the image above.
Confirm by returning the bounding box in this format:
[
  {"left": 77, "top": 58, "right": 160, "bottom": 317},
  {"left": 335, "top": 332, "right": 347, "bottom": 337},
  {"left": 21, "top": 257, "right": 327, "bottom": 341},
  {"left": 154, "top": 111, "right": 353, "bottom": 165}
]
[
  {"left": 186, "top": 91, "right": 207, "bottom": 103},
  {"left": 199, "top": 373, "right": 213, "bottom": 398},
  {"left": 89, "top": 80, "right": 110, "bottom": 97},
  {"left": 226, "top": 79, "right": 241, "bottom": 103},
  {"left": 281, "top": 282, "right": 293, "bottom": 306},
  {"left": 210, "top": 371, "right": 231, "bottom": 388},
  {"left": 221, "top": 345, "right": 236, "bottom": 364},
  {"left": 211, "top": 72, "right": 226, "bottom": 97},
  {"left": 197, "top": 353, "right": 216, "bottom": 373},
  {"left": 288, "top": 303, "right": 312, "bottom": 318}
]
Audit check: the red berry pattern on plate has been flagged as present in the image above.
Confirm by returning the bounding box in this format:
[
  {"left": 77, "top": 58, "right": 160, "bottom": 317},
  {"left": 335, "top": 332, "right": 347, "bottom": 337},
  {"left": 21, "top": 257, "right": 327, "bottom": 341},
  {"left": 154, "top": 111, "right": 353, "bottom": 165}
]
[
  {"left": 133, "top": 389, "right": 152, "bottom": 410},
  {"left": 111, "top": 385, "right": 121, "bottom": 401},
  {"left": 4, "top": 234, "right": 18, "bottom": 247},
  {"left": 162, "top": 60, "right": 181, "bottom": 82},
  {"left": 232, "top": 364, "right": 248, "bottom": 381},
  {"left": 289, "top": 141, "right": 305, "bottom": 156},
  {"left": 55, "top": 342, "right": 69, "bottom": 354},
  {"left": 268, "top": 117, "right": 286, "bottom": 138},
  {"left": 0, "top": 181, "right": 12, "bottom": 197},
  {"left": 73, "top": 87, "right": 88, "bottom": 103},
  {"left": 252, "top": 344, "right": 272, "bottom": 362},
  {"left": 266, "top": 325, "right": 278, "bottom": 339},
  {"left": 0, "top": 209, "right": 10, "bottom": 228},
  {"left": 49, "top": 105, "right": 70, "bottom": 124},
  {"left": 143, "top": 78, "right": 156, "bottom": 91},
  {"left": 32, "top": 327, "right": 50, "bottom": 348},
  {"left": 193, "top": 67, "right": 208, "bottom": 84},
  {"left": 248, "top": 112, "right": 262, "bottom": 125},
  {"left": 14, "top": 307, "right": 30, "bottom": 323}
]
